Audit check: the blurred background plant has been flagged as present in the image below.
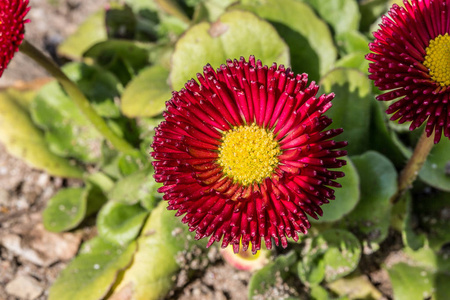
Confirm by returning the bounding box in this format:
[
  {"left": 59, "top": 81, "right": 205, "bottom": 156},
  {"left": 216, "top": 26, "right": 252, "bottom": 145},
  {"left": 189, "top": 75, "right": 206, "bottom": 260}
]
[{"left": 0, "top": 0, "right": 449, "bottom": 299}]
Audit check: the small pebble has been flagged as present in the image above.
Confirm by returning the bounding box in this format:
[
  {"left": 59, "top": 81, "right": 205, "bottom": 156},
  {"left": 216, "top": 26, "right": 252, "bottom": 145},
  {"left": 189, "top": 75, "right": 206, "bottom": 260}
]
[{"left": 5, "top": 274, "right": 44, "bottom": 300}]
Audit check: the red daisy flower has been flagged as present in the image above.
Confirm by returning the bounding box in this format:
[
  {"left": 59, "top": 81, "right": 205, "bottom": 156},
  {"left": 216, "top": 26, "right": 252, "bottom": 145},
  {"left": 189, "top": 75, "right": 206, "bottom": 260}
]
[
  {"left": 152, "top": 56, "right": 347, "bottom": 254},
  {"left": 0, "top": 0, "right": 30, "bottom": 77},
  {"left": 367, "top": 0, "right": 450, "bottom": 143}
]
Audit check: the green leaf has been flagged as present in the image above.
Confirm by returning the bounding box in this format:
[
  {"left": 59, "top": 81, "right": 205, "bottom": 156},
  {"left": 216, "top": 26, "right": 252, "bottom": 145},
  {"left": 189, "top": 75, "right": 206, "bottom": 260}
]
[
  {"left": 170, "top": 10, "right": 290, "bottom": 90},
  {"left": 249, "top": 251, "right": 298, "bottom": 299},
  {"left": 43, "top": 188, "right": 86, "bottom": 232},
  {"left": 334, "top": 52, "right": 370, "bottom": 74},
  {"left": 31, "top": 62, "right": 122, "bottom": 163},
  {"left": 107, "top": 167, "right": 160, "bottom": 211},
  {"left": 343, "top": 151, "right": 397, "bottom": 244},
  {"left": 0, "top": 89, "right": 83, "bottom": 178},
  {"left": 419, "top": 137, "right": 450, "bottom": 192},
  {"left": 48, "top": 237, "right": 137, "bottom": 300},
  {"left": 85, "top": 172, "right": 115, "bottom": 193},
  {"left": 136, "top": 116, "right": 163, "bottom": 157},
  {"left": 401, "top": 192, "right": 426, "bottom": 250},
  {"left": 403, "top": 246, "right": 450, "bottom": 272},
  {"left": 310, "top": 284, "right": 330, "bottom": 300},
  {"left": 105, "top": 4, "right": 137, "bottom": 40},
  {"left": 319, "top": 68, "right": 372, "bottom": 155},
  {"left": 297, "top": 250, "right": 326, "bottom": 285},
  {"left": 201, "top": 0, "right": 236, "bottom": 21},
  {"left": 312, "top": 157, "right": 360, "bottom": 223},
  {"left": 235, "top": 0, "right": 337, "bottom": 80},
  {"left": 84, "top": 40, "right": 150, "bottom": 86},
  {"left": 368, "top": 100, "right": 406, "bottom": 168},
  {"left": 97, "top": 202, "right": 148, "bottom": 246},
  {"left": 327, "top": 275, "right": 383, "bottom": 299},
  {"left": 313, "top": 229, "right": 361, "bottom": 283},
  {"left": 31, "top": 79, "right": 103, "bottom": 163},
  {"left": 415, "top": 191, "right": 450, "bottom": 251},
  {"left": 58, "top": 10, "right": 107, "bottom": 60},
  {"left": 63, "top": 62, "right": 122, "bottom": 118},
  {"left": 302, "top": 0, "right": 360, "bottom": 35},
  {"left": 121, "top": 65, "right": 171, "bottom": 118},
  {"left": 359, "top": 0, "right": 389, "bottom": 32},
  {"left": 43, "top": 185, "right": 106, "bottom": 232},
  {"left": 109, "top": 201, "right": 200, "bottom": 300},
  {"left": 386, "top": 247, "right": 450, "bottom": 300},
  {"left": 154, "top": 0, "right": 190, "bottom": 24},
  {"left": 388, "top": 263, "right": 450, "bottom": 300},
  {"left": 336, "top": 30, "right": 370, "bottom": 55},
  {"left": 124, "top": 0, "right": 158, "bottom": 12}
]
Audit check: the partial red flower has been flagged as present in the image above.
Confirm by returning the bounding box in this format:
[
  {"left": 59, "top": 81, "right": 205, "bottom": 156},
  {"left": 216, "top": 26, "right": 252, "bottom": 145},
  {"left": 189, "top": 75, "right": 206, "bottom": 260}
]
[
  {"left": 152, "top": 56, "right": 347, "bottom": 254},
  {"left": 0, "top": 0, "right": 30, "bottom": 77},
  {"left": 367, "top": 0, "right": 450, "bottom": 143}
]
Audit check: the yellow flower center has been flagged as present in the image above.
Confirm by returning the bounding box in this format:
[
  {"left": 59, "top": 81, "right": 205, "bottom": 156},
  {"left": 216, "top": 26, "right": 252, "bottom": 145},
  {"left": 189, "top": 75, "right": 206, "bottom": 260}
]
[
  {"left": 217, "top": 123, "right": 280, "bottom": 186},
  {"left": 423, "top": 33, "right": 450, "bottom": 87}
]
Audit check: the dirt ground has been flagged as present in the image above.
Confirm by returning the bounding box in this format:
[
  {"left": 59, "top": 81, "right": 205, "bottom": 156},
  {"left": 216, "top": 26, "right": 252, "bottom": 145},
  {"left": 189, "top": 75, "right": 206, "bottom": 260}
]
[{"left": 0, "top": 1, "right": 397, "bottom": 299}]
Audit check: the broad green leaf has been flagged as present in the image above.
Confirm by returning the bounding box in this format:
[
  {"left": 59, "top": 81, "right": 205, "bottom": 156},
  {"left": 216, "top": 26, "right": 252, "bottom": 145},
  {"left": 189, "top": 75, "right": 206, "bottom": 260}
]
[
  {"left": 344, "top": 151, "right": 397, "bottom": 244},
  {"left": 0, "top": 89, "right": 83, "bottom": 178},
  {"left": 155, "top": 0, "right": 190, "bottom": 24},
  {"left": 319, "top": 68, "right": 372, "bottom": 155},
  {"left": 107, "top": 167, "right": 160, "bottom": 210},
  {"left": 387, "top": 263, "right": 450, "bottom": 300},
  {"left": 1, "top": 84, "right": 37, "bottom": 110},
  {"left": 387, "top": 247, "right": 450, "bottom": 300},
  {"left": 310, "top": 284, "right": 330, "bottom": 300},
  {"left": 43, "top": 185, "right": 106, "bottom": 232},
  {"left": 335, "top": 31, "right": 369, "bottom": 73},
  {"left": 297, "top": 249, "right": 326, "bottom": 285},
  {"left": 336, "top": 30, "right": 370, "bottom": 55},
  {"left": 415, "top": 191, "right": 450, "bottom": 251},
  {"left": 236, "top": 0, "right": 337, "bottom": 80},
  {"left": 334, "top": 52, "right": 369, "bottom": 74},
  {"left": 105, "top": 4, "right": 137, "bottom": 40},
  {"left": 157, "top": 10, "right": 190, "bottom": 37},
  {"left": 85, "top": 172, "right": 115, "bottom": 193},
  {"left": 48, "top": 237, "right": 137, "bottom": 300},
  {"left": 299, "top": 230, "right": 361, "bottom": 283},
  {"left": 136, "top": 116, "right": 163, "bottom": 158},
  {"left": 202, "top": 0, "right": 236, "bottom": 21},
  {"left": 62, "top": 63, "right": 122, "bottom": 118},
  {"left": 368, "top": 100, "right": 406, "bottom": 168},
  {"left": 419, "top": 137, "right": 450, "bottom": 192},
  {"left": 58, "top": 10, "right": 107, "bottom": 59},
  {"left": 170, "top": 10, "right": 289, "bottom": 90},
  {"left": 97, "top": 202, "right": 148, "bottom": 246},
  {"left": 43, "top": 188, "right": 86, "bottom": 232},
  {"left": 320, "top": 230, "right": 361, "bottom": 282},
  {"left": 121, "top": 65, "right": 171, "bottom": 118},
  {"left": 31, "top": 79, "right": 103, "bottom": 163},
  {"left": 403, "top": 246, "right": 450, "bottom": 272},
  {"left": 302, "top": 0, "right": 360, "bottom": 35},
  {"left": 84, "top": 40, "right": 150, "bottom": 86},
  {"left": 312, "top": 157, "right": 360, "bottom": 223},
  {"left": 249, "top": 251, "right": 298, "bottom": 299},
  {"left": 401, "top": 192, "right": 426, "bottom": 250},
  {"left": 110, "top": 201, "right": 200, "bottom": 300},
  {"left": 148, "top": 43, "right": 174, "bottom": 70},
  {"left": 117, "top": 153, "right": 145, "bottom": 176},
  {"left": 359, "top": 0, "right": 389, "bottom": 32},
  {"left": 124, "top": 0, "right": 158, "bottom": 12},
  {"left": 327, "top": 275, "right": 383, "bottom": 299},
  {"left": 31, "top": 62, "right": 122, "bottom": 163}
]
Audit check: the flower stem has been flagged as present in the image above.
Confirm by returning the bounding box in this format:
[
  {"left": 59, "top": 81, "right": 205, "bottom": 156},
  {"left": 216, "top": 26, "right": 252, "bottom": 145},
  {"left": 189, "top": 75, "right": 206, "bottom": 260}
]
[
  {"left": 391, "top": 129, "right": 435, "bottom": 204},
  {"left": 19, "top": 39, "right": 139, "bottom": 157}
]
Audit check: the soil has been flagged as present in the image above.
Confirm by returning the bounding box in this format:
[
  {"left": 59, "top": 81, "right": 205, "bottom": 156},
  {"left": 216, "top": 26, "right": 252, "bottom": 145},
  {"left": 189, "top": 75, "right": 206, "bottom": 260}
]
[{"left": 0, "top": 1, "right": 398, "bottom": 300}]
